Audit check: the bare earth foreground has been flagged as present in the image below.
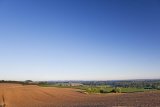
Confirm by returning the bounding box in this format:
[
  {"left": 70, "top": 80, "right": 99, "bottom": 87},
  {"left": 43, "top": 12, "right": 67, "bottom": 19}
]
[{"left": 0, "top": 84, "right": 160, "bottom": 107}]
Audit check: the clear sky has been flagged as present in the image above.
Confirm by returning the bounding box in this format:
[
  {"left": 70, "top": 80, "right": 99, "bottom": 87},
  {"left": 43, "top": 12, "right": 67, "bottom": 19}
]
[{"left": 0, "top": 0, "right": 160, "bottom": 81}]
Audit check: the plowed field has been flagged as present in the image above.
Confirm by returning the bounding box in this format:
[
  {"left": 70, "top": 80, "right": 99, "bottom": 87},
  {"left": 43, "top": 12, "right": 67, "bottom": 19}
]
[{"left": 0, "top": 83, "right": 160, "bottom": 107}]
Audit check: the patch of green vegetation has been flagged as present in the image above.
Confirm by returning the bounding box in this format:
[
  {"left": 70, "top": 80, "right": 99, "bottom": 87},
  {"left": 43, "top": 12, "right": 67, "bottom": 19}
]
[
  {"left": 156, "top": 86, "right": 160, "bottom": 90},
  {"left": 38, "top": 84, "right": 155, "bottom": 94},
  {"left": 111, "top": 87, "right": 121, "bottom": 93},
  {"left": 120, "top": 87, "right": 147, "bottom": 93},
  {"left": 76, "top": 85, "right": 114, "bottom": 93}
]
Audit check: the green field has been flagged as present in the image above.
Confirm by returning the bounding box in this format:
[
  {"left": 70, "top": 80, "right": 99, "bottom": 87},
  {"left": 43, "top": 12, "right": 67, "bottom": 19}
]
[
  {"left": 120, "top": 87, "right": 149, "bottom": 93},
  {"left": 39, "top": 84, "right": 154, "bottom": 94}
]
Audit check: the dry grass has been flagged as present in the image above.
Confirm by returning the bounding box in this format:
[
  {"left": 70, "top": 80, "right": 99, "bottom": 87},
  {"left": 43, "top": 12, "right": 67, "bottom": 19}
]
[{"left": 0, "top": 83, "right": 160, "bottom": 107}]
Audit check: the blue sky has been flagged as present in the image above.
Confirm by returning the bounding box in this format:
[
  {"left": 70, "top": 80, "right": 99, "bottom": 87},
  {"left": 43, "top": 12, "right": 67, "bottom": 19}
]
[{"left": 0, "top": 0, "right": 160, "bottom": 80}]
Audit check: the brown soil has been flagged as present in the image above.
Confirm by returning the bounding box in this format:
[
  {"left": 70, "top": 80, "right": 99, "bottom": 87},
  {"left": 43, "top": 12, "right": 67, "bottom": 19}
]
[{"left": 0, "top": 83, "right": 160, "bottom": 107}]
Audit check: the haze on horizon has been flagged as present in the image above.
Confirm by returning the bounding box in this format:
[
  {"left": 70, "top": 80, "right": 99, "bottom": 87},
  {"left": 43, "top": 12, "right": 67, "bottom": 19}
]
[{"left": 0, "top": 0, "right": 160, "bottom": 81}]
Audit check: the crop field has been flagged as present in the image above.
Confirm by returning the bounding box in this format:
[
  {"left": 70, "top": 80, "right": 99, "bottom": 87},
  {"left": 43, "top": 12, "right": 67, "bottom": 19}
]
[
  {"left": 0, "top": 83, "right": 160, "bottom": 107},
  {"left": 39, "top": 84, "right": 154, "bottom": 93}
]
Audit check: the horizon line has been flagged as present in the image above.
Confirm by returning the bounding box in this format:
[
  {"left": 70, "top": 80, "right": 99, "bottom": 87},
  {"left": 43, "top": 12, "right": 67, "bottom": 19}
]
[{"left": 1, "top": 78, "right": 160, "bottom": 82}]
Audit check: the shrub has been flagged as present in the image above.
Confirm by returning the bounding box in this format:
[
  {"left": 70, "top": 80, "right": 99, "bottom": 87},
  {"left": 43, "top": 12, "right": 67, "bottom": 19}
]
[
  {"left": 86, "top": 87, "right": 99, "bottom": 93},
  {"left": 116, "top": 87, "right": 121, "bottom": 93},
  {"left": 111, "top": 89, "right": 116, "bottom": 93},
  {"left": 111, "top": 87, "right": 121, "bottom": 93},
  {"left": 157, "top": 86, "right": 160, "bottom": 90},
  {"left": 100, "top": 89, "right": 108, "bottom": 93}
]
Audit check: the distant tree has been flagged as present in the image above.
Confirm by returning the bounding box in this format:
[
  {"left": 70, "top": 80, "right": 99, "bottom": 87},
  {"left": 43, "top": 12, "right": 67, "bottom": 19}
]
[
  {"left": 157, "top": 86, "right": 160, "bottom": 90},
  {"left": 0, "top": 80, "right": 5, "bottom": 83},
  {"left": 100, "top": 89, "right": 108, "bottom": 93},
  {"left": 111, "top": 87, "right": 121, "bottom": 93},
  {"left": 25, "top": 80, "right": 33, "bottom": 83}
]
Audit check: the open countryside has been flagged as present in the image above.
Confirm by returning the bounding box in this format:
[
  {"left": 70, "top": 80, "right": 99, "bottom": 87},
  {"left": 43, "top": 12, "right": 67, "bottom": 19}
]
[
  {"left": 0, "top": 80, "right": 160, "bottom": 107},
  {"left": 0, "top": 0, "right": 160, "bottom": 106}
]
